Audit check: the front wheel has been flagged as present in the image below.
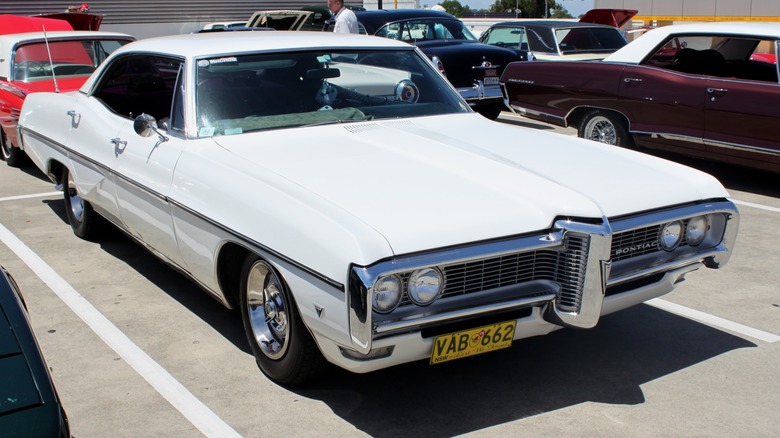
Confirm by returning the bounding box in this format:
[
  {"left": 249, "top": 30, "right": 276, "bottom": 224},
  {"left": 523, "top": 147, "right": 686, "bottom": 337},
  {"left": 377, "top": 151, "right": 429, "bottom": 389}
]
[
  {"left": 240, "top": 255, "right": 325, "bottom": 385},
  {"left": 578, "top": 110, "right": 632, "bottom": 147},
  {"left": 62, "top": 167, "right": 102, "bottom": 239}
]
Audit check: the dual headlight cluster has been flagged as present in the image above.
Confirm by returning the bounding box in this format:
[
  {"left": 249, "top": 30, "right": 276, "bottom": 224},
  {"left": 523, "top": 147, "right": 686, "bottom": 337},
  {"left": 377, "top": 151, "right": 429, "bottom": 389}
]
[
  {"left": 372, "top": 267, "right": 444, "bottom": 314},
  {"left": 660, "top": 215, "right": 708, "bottom": 251}
]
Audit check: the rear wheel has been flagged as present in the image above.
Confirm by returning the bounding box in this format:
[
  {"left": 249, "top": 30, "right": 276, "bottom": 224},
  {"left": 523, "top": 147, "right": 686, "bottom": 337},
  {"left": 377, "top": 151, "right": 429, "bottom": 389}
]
[
  {"left": 578, "top": 110, "right": 632, "bottom": 147},
  {"left": 1, "top": 132, "right": 24, "bottom": 167},
  {"left": 240, "top": 255, "right": 325, "bottom": 385},
  {"left": 62, "top": 167, "right": 102, "bottom": 239}
]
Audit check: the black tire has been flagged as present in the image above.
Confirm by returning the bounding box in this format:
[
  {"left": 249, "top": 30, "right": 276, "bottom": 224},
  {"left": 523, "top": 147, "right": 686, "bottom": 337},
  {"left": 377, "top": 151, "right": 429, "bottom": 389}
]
[
  {"left": 476, "top": 102, "right": 504, "bottom": 120},
  {"left": 578, "top": 109, "right": 632, "bottom": 147},
  {"left": 62, "top": 167, "right": 102, "bottom": 239},
  {"left": 1, "top": 132, "right": 25, "bottom": 167},
  {"left": 239, "top": 255, "right": 326, "bottom": 385}
]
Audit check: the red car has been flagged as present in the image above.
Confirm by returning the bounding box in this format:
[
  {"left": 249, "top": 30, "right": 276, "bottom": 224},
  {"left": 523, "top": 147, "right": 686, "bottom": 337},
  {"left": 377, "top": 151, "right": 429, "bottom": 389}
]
[
  {"left": 502, "top": 22, "right": 780, "bottom": 173},
  {"left": 0, "top": 15, "right": 133, "bottom": 166}
]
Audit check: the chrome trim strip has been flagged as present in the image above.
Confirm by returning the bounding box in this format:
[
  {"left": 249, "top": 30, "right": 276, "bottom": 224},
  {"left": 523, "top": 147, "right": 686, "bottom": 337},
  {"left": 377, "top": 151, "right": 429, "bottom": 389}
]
[
  {"left": 374, "top": 292, "right": 557, "bottom": 335},
  {"left": 705, "top": 138, "right": 780, "bottom": 157},
  {"left": 18, "top": 125, "right": 345, "bottom": 294}
]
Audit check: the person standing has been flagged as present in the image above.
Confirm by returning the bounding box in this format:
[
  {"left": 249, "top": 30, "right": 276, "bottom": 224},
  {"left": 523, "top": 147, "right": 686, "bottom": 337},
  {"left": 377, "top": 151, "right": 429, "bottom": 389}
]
[{"left": 327, "top": 0, "right": 358, "bottom": 34}]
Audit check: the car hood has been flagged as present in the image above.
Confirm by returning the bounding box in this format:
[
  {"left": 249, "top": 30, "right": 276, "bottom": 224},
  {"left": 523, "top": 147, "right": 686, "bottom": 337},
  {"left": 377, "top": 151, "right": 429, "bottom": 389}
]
[{"left": 213, "top": 114, "right": 728, "bottom": 255}]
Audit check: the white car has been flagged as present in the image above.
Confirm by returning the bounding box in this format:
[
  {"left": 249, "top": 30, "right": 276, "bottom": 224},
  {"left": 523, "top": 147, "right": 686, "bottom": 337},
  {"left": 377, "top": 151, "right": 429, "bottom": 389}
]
[{"left": 17, "top": 32, "right": 739, "bottom": 385}]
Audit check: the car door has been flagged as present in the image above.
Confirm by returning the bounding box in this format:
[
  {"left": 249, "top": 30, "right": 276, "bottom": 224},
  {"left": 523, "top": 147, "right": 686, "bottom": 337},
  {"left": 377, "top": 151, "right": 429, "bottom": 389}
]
[
  {"left": 617, "top": 64, "right": 706, "bottom": 152},
  {"left": 91, "top": 54, "right": 187, "bottom": 267},
  {"left": 704, "top": 42, "right": 780, "bottom": 170}
]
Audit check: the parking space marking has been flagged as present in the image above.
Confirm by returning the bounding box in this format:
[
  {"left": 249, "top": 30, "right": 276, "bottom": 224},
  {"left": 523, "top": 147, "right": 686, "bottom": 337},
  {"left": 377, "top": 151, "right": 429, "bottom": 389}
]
[
  {"left": 0, "top": 191, "right": 61, "bottom": 203},
  {"left": 731, "top": 199, "right": 780, "bottom": 214},
  {"left": 0, "top": 223, "right": 241, "bottom": 438},
  {"left": 647, "top": 298, "right": 780, "bottom": 343}
]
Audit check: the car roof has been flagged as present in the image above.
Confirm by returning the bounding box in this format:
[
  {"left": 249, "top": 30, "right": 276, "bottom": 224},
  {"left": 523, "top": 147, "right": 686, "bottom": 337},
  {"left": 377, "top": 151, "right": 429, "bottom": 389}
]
[
  {"left": 488, "top": 20, "right": 617, "bottom": 30},
  {"left": 108, "top": 31, "right": 412, "bottom": 60},
  {"left": 605, "top": 21, "right": 780, "bottom": 63}
]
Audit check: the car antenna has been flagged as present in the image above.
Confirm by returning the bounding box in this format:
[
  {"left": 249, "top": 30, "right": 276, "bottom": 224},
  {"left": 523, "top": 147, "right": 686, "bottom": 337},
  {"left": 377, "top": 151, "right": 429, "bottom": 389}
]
[{"left": 42, "top": 26, "right": 60, "bottom": 93}]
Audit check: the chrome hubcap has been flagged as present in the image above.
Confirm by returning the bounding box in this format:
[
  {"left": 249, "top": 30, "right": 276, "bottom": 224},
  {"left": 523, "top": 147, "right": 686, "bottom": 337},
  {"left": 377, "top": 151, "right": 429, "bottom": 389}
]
[
  {"left": 66, "top": 172, "right": 85, "bottom": 222},
  {"left": 246, "top": 261, "right": 289, "bottom": 360},
  {"left": 585, "top": 116, "right": 617, "bottom": 145}
]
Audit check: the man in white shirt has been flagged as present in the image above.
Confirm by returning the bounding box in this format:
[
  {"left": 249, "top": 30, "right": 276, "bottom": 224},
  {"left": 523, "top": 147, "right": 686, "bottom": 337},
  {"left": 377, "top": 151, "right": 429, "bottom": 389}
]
[{"left": 327, "top": 0, "right": 359, "bottom": 34}]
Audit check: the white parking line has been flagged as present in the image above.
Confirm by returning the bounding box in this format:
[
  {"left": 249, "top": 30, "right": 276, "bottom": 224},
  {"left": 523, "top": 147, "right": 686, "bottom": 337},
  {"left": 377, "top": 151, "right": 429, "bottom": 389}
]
[
  {"left": 0, "top": 223, "right": 240, "bottom": 438},
  {"left": 731, "top": 199, "right": 780, "bottom": 214},
  {"left": 647, "top": 298, "right": 780, "bottom": 343},
  {"left": 0, "top": 191, "right": 61, "bottom": 203}
]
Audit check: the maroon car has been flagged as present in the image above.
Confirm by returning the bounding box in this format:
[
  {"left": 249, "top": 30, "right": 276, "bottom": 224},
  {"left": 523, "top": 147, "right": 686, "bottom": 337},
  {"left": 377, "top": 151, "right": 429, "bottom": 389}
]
[{"left": 501, "top": 22, "right": 780, "bottom": 173}]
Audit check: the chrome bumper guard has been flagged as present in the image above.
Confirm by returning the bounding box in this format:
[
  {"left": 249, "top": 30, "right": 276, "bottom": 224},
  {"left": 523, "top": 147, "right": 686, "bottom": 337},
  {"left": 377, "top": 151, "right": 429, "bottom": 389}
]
[{"left": 457, "top": 81, "right": 504, "bottom": 102}]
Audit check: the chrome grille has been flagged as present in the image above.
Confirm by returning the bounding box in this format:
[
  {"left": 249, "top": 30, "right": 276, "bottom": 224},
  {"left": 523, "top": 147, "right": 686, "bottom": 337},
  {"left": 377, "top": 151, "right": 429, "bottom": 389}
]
[
  {"left": 611, "top": 219, "right": 691, "bottom": 262},
  {"left": 398, "top": 234, "right": 590, "bottom": 312}
]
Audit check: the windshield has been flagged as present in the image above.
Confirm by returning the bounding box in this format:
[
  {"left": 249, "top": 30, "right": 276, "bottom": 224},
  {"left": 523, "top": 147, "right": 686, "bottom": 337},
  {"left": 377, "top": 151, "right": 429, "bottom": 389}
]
[
  {"left": 376, "top": 19, "right": 477, "bottom": 42},
  {"left": 195, "top": 49, "right": 469, "bottom": 137},
  {"left": 13, "top": 39, "right": 131, "bottom": 82}
]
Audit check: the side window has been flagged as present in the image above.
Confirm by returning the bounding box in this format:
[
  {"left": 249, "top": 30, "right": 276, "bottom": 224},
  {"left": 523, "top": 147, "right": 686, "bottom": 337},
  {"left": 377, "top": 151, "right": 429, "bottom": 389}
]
[
  {"left": 484, "top": 27, "right": 525, "bottom": 50},
  {"left": 646, "top": 35, "right": 778, "bottom": 82},
  {"left": 92, "top": 55, "right": 183, "bottom": 122}
]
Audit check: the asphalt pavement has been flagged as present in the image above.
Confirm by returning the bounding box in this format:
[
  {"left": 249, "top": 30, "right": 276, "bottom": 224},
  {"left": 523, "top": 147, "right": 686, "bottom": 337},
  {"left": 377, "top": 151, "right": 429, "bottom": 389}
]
[{"left": 1, "top": 112, "right": 778, "bottom": 437}]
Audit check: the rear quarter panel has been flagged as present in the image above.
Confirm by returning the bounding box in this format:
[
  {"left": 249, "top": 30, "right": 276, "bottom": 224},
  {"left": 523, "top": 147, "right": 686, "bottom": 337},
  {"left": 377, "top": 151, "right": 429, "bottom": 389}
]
[
  {"left": 17, "top": 92, "right": 79, "bottom": 174},
  {"left": 501, "top": 61, "right": 626, "bottom": 124}
]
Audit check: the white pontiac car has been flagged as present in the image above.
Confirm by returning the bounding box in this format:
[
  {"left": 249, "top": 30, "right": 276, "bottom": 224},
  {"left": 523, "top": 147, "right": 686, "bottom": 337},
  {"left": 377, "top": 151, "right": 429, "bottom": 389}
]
[{"left": 18, "top": 32, "right": 739, "bottom": 385}]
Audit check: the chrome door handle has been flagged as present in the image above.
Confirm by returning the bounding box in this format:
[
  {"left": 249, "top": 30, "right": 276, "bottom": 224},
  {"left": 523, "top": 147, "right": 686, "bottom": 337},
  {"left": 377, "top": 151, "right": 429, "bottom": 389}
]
[
  {"left": 707, "top": 87, "right": 727, "bottom": 93},
  {"left": 111, "top": 138, "right": 127, "bottom": 156},
  {"left": 66, "top": 109, "right": 81, "bottom": 127},
  {"left": 623, "top": 78, "right": 643, "bottom": 84}
]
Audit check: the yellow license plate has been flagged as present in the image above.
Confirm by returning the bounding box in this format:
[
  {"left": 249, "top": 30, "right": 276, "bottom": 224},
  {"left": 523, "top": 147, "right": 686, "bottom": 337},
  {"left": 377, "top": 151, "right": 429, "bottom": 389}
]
[{"left": 430, "top": 320, "right": 517, "bottom": 365}]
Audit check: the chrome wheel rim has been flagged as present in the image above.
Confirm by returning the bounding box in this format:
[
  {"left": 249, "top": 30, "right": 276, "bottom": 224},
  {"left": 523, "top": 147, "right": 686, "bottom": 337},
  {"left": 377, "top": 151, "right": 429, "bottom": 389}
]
[
  {"left": 66, "top": 171, "right": 85, "bottom": 223},
  {"left": 246, "top": 261, "right": 289, "bottom": 360},
  {"left": 584, "top": 116, "right": 617, "bottom": 145}
]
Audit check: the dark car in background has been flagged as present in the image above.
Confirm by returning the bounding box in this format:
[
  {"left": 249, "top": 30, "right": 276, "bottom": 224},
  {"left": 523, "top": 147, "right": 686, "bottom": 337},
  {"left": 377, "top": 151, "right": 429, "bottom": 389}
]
[
  {"left": 355, "top": 9, "right": 521, "bottom": 119},
  {"left": 0, "top": 265, "right": 69, "bottom": 437},
  {"left": 479, "top": 9, "right": 635, "bottom": 61}
]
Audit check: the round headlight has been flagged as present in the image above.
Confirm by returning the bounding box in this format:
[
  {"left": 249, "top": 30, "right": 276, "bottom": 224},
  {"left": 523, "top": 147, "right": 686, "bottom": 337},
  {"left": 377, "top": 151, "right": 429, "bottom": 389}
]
[
  {"left": 372, "top": 275, "right": 402, "bottom": 313},
  {"left": 407, "top": 267, "right": 443, "bottom": 306},
  {"left": 686, "top": 216, "right": 708, "bottom": 246},
  {"left": 659, "top": 220, "right": 684, "bottom": 251}
]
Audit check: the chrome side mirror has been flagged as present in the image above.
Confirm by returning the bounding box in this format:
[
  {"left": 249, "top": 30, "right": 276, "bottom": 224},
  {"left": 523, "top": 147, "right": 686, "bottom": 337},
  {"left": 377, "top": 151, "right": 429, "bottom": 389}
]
[
  {"left": 133, "top": 113, "right": 158, "bottom": 137},
  {"left": 133, "top": 113, "right": 169, "bottom": 144}
]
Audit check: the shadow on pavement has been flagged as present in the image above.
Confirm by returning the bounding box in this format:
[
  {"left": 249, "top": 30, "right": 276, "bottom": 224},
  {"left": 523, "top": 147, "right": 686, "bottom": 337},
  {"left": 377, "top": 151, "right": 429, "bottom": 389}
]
[{"left": 292, "top": 304, "right": 754, "bottom": 437}]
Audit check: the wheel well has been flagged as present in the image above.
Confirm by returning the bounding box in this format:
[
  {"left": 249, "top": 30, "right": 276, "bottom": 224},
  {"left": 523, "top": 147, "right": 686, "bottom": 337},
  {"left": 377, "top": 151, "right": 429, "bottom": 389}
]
[
  {"left": 216, "top": 242, "right": 252, "bottom": 309},
  {"left": 46, "top": 160, "right": 65, "bottom": 186}
]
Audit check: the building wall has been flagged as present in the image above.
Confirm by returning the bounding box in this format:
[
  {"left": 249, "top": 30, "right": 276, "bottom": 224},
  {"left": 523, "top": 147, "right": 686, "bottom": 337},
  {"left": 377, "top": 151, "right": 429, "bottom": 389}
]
[
  {"left": 0, "top": 0, "right": 367, "bottom": 38},
  {"left": 595, "top": 0, "right": 780, "bottom": 23}
]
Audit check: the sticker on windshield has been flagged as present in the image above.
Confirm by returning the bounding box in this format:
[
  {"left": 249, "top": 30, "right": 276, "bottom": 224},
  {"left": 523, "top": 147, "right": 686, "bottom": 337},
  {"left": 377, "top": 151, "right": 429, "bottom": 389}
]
[{"left": 198, "top": 57, "right": 238, "bottom": 68}]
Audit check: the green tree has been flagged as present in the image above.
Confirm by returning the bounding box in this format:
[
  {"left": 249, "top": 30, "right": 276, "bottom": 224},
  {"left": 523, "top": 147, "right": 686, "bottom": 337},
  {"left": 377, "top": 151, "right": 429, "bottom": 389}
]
[
  {"left": 489, "top": 0, "right": 571, "bottom": 18},
  {"left": 440, "top": 0, "right": 472, "bottom": 18}
]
